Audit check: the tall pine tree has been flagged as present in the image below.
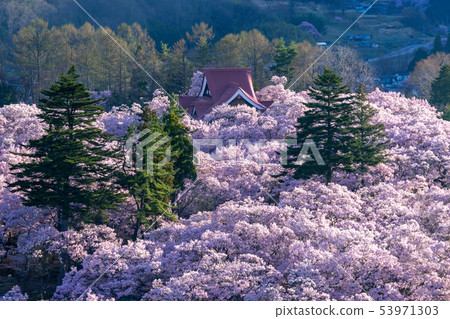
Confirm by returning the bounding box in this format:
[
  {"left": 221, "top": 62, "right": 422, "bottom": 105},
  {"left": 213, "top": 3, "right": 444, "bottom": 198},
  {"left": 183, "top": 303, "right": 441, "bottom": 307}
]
[
  {"left": 352, "top": 84, "right": 388, "bottom": 174},
  {"left": 162, "top": 97, "right": 197, "bottom": 192},
  {"left": 283, "top": 68, "right": 356, "bottom": 184},
  {"left": 121, "top": 106, "right": 177, "bottom": 241},
  {"left": 9, "top": 66, "right": 125, "bottom": 231},
  {"left": 431, "top": 35, "right": 443, "bottom": 54},
  {"left": 430, "top": 64, "right": 450, "bottom": 113},
  {"left": 271, "top": 38, "right": 298, "bottom": 78}
]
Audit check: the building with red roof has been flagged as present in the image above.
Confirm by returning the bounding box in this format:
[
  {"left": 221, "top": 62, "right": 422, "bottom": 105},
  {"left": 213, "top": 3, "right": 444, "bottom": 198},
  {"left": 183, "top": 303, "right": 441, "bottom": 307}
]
[{"left": 179, "top": 68, "right": 273, "bottom": 119}]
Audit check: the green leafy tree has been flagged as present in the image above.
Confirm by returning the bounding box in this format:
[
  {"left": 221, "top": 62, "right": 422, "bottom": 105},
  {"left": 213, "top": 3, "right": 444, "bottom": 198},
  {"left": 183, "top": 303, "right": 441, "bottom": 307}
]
[
  {"left": 13, "top": 19, "right": 52, "bottom": 102},
  {"left": 282, "top": 68, "right": 356, "bottom": 184},
  {"left": 352, "top": 84, "right": 388, "bottom": 174},
  {"left": 431, "top": 35, "right": 444, "bottom": 54},
  {"left": 271, "top": 38, "right": 298, "bottom": 78},
  {"left": 430, "top": 64, "right": 450, "bottom": 112},
  {"left": 238, "top": 30, "right": 271, "bottom": 88},
  {"left": 214, "top": 34, "right": 241, "bottom": 68},
  {"left": 9, "top": 66, "right": 125, "bottom": 231},
  {"left": 163, "top": 39, "right": 193, "bottom": 94},
  {"left": 128, "top": 44, "right": 150, "bottom": 102},
  {"left": 186, "top": 22, "right": 215, "bottom": 68}
]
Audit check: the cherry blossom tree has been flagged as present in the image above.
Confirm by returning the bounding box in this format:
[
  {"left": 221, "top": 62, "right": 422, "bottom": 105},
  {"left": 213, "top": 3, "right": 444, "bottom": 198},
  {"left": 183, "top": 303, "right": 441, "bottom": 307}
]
[{"left": 1, "top": 78, "right": 449, "bottom": 301}]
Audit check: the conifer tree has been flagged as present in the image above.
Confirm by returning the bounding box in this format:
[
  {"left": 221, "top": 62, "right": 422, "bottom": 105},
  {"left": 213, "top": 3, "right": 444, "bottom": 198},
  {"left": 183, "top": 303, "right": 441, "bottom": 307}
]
[
  {"left": 430, "top": 64, "right": 450, "bottom": 112},
  {"left": 162, "top": 98, "right": 197, "bottom": 191},
  {"left": 9, "top": 66, "right": 125, "bottom": 231},
  {"left": 271, "top": 38, "right": 298, "bottom": 78},
  {"left": 0, "top": 83, "right": 17, "bottom": 107},
  {"left": 431, "top": 34, "right": 443, "bottom": 54},
  {"left": 408, "top": 48, "right": 428, "bottom": 71},
  {"left": 121, "top": 106, "right": 177, "bottom": 241},
  {"left": 352, "top": 84, "right": 388, "bottom": 174},
  {"left": 283, "top": 68, "right": 356, "bottom": 184}
]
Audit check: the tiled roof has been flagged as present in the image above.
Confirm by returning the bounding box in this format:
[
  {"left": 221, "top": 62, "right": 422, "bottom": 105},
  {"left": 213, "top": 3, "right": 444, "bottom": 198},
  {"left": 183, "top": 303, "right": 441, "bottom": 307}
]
[{"left": 179, "top": 68, "right": 273, "bottom": 119}]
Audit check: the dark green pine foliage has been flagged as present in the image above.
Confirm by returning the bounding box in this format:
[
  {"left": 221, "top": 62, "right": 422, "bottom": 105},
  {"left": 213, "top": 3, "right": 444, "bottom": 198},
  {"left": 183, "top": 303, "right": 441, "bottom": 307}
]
[
  {"left": 9, "top": 66, "right": 125, "bottom": 231},
  {"left": 352, "top": 84, "right": 388, "bottom": 174},
  {"left": 408, "top": 48, "right": 428, "bottom": 72},
  {"left": 0, "top": 83, "right": 17, "bottom": 107},
  {"left": 430, "top": 64, "right": 450, "bottom": 113},
  {"left": 271, "top": 38, "right": 298, "bottom": 78},
  {"left": 162, "top": 97, "right": 197, "bottom": 192},
  {"left": 283, "top": 67, "right": 356, "bottom": 184},
  {"left": 122, "top": 106, "right": 177, "bottom": 241},
  {"left": 431, "top": 34, "right": 443, "bottom": 54}
]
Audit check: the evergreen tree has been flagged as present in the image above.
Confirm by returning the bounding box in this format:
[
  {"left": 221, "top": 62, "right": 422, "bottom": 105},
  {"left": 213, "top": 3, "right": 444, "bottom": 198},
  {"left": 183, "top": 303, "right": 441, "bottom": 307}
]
[
  {"left": 408, "top": 48, "right": 428, "bottom": 72},
  {"left": 0, "top": 83, "right": 17, "bottom": 107},
  {"left": 271, "top": 38, "right": 298, "bottom": 78},
  {"left": 431, "top": 34, "right": 443, "bottom": 54},
  {"left": 430, "top": 64, "right": 450, "bottom": 112},
  {"left": 162, "top": 97, "right": 197, "bottom": 191},
  {"left": 282, "top": 68, "right": 356, "bottom": 184},
  {"left": 352, "top": 84, "right": 388, "bottom": 174},
  {"left": 121, "top": 106, "right": 177, "bottom": 241},
  {"left": 186, "top": 22, "right": 215, "bottom": 68},
  {"left": 9, "top": 66, "right": 125, "bottom": 231}
]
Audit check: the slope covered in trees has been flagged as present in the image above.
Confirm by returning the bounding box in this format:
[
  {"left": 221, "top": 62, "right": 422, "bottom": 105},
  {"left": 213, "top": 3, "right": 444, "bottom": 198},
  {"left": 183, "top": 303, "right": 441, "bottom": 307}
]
[{"left": 0, "top": 74, "right": 449, "bottom": 300}]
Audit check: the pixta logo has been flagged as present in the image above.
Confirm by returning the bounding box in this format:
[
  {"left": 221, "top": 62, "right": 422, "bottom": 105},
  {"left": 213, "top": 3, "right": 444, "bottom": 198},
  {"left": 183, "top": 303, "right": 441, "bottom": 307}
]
[
  {"left": 125, "top": 129, "right": 171, "bottom": 175},
  {"left": 192, "top": 138, "right": 324, "bottom": 166}
]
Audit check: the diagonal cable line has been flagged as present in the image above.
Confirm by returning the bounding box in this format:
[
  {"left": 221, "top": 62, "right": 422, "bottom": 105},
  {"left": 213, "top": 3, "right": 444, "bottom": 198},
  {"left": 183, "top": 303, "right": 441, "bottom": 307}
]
[
  {"left": 76, "top": 215, "right": 163, "bottom": 301},
  {"left": 70, "top": 0, "right": 378, "bottom": 300},
  {"left": 71, "top": 0, "right": 193, "bottom": 119},
  {"left": 76, "top": 178, "right": 201, "bottom": 300},
  {"left": 254, "top": 180, "right": 370, "bottom": 295},
  {"left": 288, "top": 0, "right": 379, "bottom": 90}
]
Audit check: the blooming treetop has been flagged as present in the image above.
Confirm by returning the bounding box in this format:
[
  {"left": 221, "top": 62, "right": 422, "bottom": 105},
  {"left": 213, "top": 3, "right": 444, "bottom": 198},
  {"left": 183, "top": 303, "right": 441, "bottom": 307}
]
[{"left": 0, "top": 77, "right": 449, "bottom": 300}]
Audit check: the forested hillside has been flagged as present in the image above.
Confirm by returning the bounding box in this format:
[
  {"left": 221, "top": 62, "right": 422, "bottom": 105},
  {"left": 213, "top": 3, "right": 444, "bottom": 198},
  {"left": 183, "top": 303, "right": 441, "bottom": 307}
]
[
  {"left": 2, "top": 0, "right": 448, "bottom": 44},
  {"left": 0, "top": 0, "right": 314, "bottom": 44}
]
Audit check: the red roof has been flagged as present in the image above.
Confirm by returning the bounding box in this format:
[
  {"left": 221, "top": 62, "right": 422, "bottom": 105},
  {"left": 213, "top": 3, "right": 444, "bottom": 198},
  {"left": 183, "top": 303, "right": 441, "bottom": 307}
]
[{"left": 179, "top": 68, "right": 273, "bottom": 119}]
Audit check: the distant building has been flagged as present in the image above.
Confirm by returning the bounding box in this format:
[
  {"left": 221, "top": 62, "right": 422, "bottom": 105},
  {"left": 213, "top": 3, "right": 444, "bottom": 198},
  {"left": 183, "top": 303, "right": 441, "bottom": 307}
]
[{"left": 179, "top": 68, "right": 273, "bottom": 119}]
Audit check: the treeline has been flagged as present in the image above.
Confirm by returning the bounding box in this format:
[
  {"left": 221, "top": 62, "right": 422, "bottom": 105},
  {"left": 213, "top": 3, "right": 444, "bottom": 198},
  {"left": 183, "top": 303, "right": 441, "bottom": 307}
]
[
  {"left": 0, "top": 0, "right": 325, "bottom": 44},
  {"left": 0, "top": 19, "right": 301, "bottom": 106},
  {"left": 0, "top": 18, "right": 374, "bottom": 107}
]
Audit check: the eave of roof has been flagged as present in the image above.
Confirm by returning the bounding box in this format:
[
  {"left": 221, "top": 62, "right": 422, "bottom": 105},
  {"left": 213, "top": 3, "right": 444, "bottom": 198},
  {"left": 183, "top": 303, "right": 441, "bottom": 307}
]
[{"left": 179, "top": 68, "right": 273, "bottom": 119}]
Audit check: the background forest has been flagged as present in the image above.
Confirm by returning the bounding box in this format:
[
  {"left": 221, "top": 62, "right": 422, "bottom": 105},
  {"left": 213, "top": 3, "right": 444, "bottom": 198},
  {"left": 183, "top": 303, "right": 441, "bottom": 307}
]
[{"left": 1, "top": 0, "right": 450, "bottom": 108}]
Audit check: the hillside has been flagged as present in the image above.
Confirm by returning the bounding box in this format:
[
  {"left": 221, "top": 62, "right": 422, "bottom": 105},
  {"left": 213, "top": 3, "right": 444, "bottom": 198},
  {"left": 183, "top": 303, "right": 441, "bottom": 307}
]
[
  {"left": 2, "top": 0, "right": 448, "bottom": 48},
  {"left": 1, "top": 82, "right": 449, "bottom": 300}
]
